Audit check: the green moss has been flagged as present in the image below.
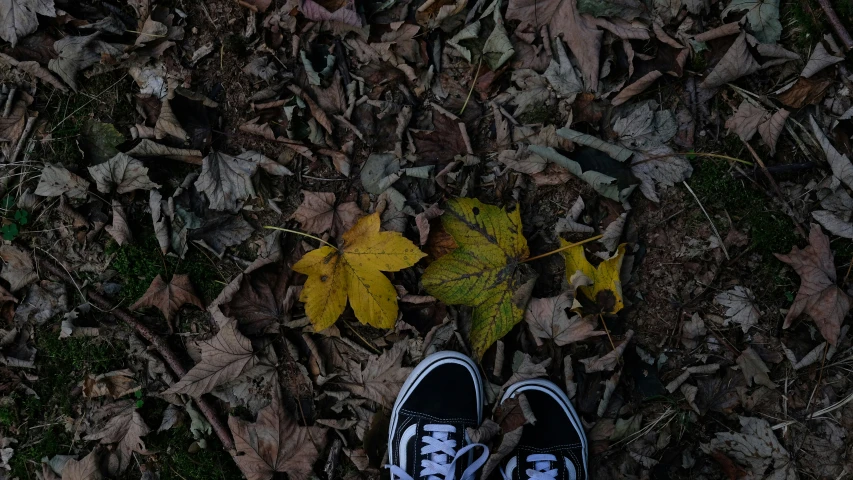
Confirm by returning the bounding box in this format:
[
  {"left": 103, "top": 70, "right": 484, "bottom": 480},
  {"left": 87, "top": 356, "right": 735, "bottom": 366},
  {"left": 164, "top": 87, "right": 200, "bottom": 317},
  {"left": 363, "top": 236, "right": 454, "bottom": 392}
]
[
  {"left": 784, "top": 0, "right": 853, "bottom": 49},
  {"left": 107, "top": 232, "right": 226, "bottom": 304},
  {"left": 518, "top": 102, "right": 558, "bottom": 125},
  {"left": 146, "top": 419, "right": 242, "bottom": 480},
  {"left": 689, "top": 159, "right": 799, "bottom": 257},
  {"left": 8, "top": 328, "right": 126, "bottom": 477},
  {"left": 34, "top": 70, "right": 134, "bottom": 169}
]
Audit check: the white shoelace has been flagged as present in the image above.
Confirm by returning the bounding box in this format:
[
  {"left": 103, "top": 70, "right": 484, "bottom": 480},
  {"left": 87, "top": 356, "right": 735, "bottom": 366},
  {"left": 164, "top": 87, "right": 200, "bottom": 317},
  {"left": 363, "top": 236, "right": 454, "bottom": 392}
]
[
  {"left": 388, "top": 424, "right": 489, "bottom": 480},
  {"left": 525, "top": 454, "right": 559, "bottom": 480}
]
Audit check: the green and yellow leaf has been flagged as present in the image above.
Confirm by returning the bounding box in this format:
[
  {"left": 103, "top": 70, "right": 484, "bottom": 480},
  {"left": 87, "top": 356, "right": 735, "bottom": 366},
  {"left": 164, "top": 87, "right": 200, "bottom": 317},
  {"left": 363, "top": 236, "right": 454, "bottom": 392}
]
[
  {"left": 422, "top": 198, "right": 536, "bottom": 358},
  {"left": 562, "top": 241, "right": 626, "bottom": 313},
  {"left": 293, "top": 213, "right": 426, "bottom": 330}
]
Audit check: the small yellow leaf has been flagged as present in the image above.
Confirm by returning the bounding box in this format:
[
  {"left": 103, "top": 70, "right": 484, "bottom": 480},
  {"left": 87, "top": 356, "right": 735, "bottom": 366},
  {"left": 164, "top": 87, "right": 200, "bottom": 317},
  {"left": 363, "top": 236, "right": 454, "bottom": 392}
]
[
  {"left": 422, "top": 198, "right": 536, "bottom": 358},
  {"left": 293, "top": 213, "right": 426, "bottom": 330},
  {"left": 562, "top": 241, "right": 626, "bottom": 313}
]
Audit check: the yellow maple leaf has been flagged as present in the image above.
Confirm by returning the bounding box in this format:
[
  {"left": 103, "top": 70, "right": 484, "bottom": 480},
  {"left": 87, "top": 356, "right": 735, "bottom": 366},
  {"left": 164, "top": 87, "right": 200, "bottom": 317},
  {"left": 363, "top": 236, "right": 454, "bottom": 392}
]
[
  {"left": 422, "top": 198, "right": 536, "bottom": 358},
  {"left": 293, "top": 213, "right": 426, "bottom": 330},
  {"left": 562, "top": 241, "right": 626, "bottom": 313}
]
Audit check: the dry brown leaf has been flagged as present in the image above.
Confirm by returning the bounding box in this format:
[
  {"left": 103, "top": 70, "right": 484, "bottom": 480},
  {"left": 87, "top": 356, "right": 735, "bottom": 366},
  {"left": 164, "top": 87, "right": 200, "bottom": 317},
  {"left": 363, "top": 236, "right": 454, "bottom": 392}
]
[
  {"left": 164, "top": 319, "right": 258, "bottom": 397},
  {"left": 756, "top": 108, "right": 789, "bottom": 155},
  {"left": 507, "top": 0, "right": 603, "bottom": 90},
  {"left": 338, "top": 341, "right": 412, "bottom": 408},
  {"left": 0, "top": 0, "right": 55, "bottom": 46},
  {"left": 701, "top": 32, "right": 761, "bottom": 89},
  {"left": 130, "top": 274, "right": 203, "bottom": 322},
  {"left": 736, "top": 347, "right": 776, "bottom": 389},
  {"left": 715, "top": 286, "right": 760, "bottom": 333},
  {"left": 611, "top": 70, "right": 662, "bottom": 106},
  {"left": 0, "top": 88, "right": 30, "bottom": 143},
  {"left": 105, "top": 200, "right": 132, "bottom": 246},
  {"left": 524, "top": 291, "right": 605, "bottom": 346},
  {"left": 801, "top": 41, "right": 843, "bottom": 78},
  {"left": 61, "top": 450, "right": 102, "bottom": 480},
  {"left": 194, "top": 150, "right": 258, "bottom": 212},
  {"left": 725, "top": 100, "right": 767, "bottom": 142},
  {"left": 35, "top": 164, "right": 90, "bottom": 199},
  {"left": 810, "top": 116, "right": 853, "bottom": 190},
  {"left": 0, "top": 285, "right": 17, "bottom": 324},
  {"left": 154, "top": 98, "right": 188, "bottom": 140},
  {"left": 82, "top": 369, "right": 140, "bottom": 399},
  {"left": 706, "top": 416, "right": 793, "bottom": 479},
  {"left": 580, "top": 329, "right": 634, "bottom": 372},
  {"left": 126, "top": 139, "right": 203, "bottom": 164},
  {"left": 774, "top": 224, "right": 850, "bottom": 345},
  {"left": 88, "top": 153, "right": 160, "bottom": 194},
  {"left": 301, "top": 0, "right": 362, "bottom": 26},
  {"left": 83, "top": 401, "right": 150, "bottom": 474},
  {"left": 222, "top": 263, "right": 295, "bottom": 336},
  {"left": 410, "top": 108, "right": 469, "bottom": 165},
  {"left": 777, "top": 75, "right": 833, "bottom": 108},
  {"left": 290, "top": 190, "right": 363, "bottom": 237},
  {"left": 228, "top": 386, "right": 328, "bottom": 480},
  {"left": 0, "top": 245, "right": 38, "bottom": 292},
  {"left": 415, "top": 204, "right": 444, "bottom": 245},
  {"left": 0, "top": 53, "right": 67, "bottom": 92}
]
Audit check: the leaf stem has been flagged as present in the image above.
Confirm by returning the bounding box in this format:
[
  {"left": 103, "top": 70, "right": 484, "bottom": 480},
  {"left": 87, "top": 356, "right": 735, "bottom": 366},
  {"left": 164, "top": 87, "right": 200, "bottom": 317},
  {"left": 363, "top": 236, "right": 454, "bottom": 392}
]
[
  {"left": 459, "top": 58, "right": 482, "bottom": 116},
  {"left": 264, "top": 226, "right": 337, "bottom": 248},
  {"left": 522, "top": 234, "right": 604, "bottom": 263}
]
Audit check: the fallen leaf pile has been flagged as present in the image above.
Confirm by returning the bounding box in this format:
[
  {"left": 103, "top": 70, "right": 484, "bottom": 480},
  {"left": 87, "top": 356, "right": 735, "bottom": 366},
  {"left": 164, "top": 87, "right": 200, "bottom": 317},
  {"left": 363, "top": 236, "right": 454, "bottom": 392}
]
[{"left": 1, "top": 0, "right": 853, "bottom": 477}]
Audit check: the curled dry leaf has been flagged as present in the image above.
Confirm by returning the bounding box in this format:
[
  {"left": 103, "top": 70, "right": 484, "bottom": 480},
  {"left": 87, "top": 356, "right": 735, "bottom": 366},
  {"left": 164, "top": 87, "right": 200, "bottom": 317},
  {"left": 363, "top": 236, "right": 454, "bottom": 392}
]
[
  {"left": 774, "top": 224, "right": 850, "bottom": 345},
  {"left": 423, "top": 199, "right": 537, "bottom": 357},
  {"left": 524, "top": 291, "right": 605, "bottom": 346},
  {"left": 164, "top": 319, "right": 258, "bottom": 397},
  {"left": 293, "top": 213, "right": 426, "bottom": 330},
  {"left": 105, "top": 200, "right": 132, "bottom": 246},
  {"left": 291, "top": 190, "right": 363, "bottom": 237},
  {"left": 228, "top": 386, "right": 328, "bottom": 480}
]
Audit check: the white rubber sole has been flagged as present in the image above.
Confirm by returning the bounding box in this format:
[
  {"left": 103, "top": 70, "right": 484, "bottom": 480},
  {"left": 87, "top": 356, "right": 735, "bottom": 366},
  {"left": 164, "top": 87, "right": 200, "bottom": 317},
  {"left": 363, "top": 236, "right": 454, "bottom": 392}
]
[
  {"left": 388, "top": 351, "right": 484, "bottom": 466},
  {"left": 500, "top": 379, "right": 589, "bottom": 476}
]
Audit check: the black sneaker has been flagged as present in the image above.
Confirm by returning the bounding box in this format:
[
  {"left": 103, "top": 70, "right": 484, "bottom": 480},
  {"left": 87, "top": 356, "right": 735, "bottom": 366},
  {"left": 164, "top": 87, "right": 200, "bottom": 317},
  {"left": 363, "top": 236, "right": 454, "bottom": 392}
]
[
  {"left": 388, "top": 351, "right": 490, "bottom": 480},
  {"left": 499, "top": 379, "right": 589, "bottom": 480}
]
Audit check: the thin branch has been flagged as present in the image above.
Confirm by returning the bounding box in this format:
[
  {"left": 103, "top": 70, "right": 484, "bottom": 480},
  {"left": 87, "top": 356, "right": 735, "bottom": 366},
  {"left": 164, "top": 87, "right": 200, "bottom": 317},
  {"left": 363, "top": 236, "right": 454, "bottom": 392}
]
[
  {"left": 682, "top": 180, "right": 730, "bottom": 261},
  {"left": 37, "top": 257, "right": 236, "bottom": 452},
  {"left": 817, "top": 0, "right": 853, "bottom": 51}
]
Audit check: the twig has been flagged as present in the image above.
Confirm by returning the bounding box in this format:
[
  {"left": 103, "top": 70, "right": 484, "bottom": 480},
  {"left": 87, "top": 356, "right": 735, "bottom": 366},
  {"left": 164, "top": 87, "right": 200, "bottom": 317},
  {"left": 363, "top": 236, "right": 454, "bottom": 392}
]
[
  {"left": 682, "top": 180, "right": 730, "bottom": 260},
  {"left": 522, "top": 234, "right": 604, "bottom": 263},
  {"left": 9, "top": 116, "right": 37, "bottom": 165},
  {"left": 817, "top": 0, "right": 853, "bottom": 51},
  {"left": 3, "top": 86, "right": 16, "bottom": 117},
  {"left": 459, "top": 58, "right": 482, "bottom": 115},
  {"left": 740, "top": 140, "right": 808, "bottom": 239},
  {"left": 37, "top": 258, "right": 236, "bottom": 452}
]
